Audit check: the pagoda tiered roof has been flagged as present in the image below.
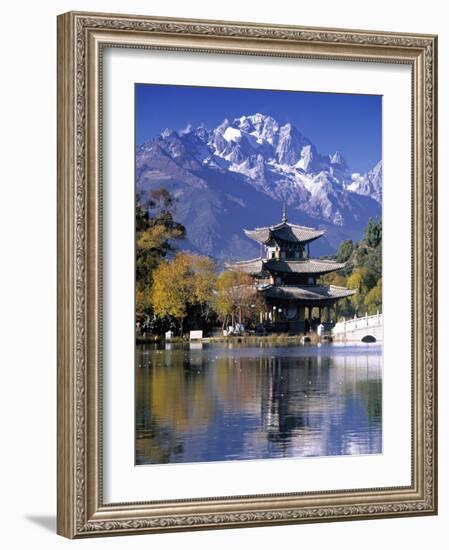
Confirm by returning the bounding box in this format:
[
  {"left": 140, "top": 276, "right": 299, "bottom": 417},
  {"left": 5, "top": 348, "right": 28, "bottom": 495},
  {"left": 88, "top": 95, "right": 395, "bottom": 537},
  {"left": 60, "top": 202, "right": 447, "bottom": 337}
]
[
  {"left": 260, "top": 284, "right": 355, "bottom": 302},
  {"left": 244, "top": 221, "right": 325, "bottom": 245},
  {"left": 227, "top": 257, "right": 346, "bottom": 276}
]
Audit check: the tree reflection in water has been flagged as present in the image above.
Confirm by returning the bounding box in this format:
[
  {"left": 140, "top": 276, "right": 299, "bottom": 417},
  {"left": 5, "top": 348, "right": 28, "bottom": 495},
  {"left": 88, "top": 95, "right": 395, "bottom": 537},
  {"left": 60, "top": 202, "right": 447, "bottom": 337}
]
[{"left": 135, "top": 343, "right": 382, "bottom": 465}]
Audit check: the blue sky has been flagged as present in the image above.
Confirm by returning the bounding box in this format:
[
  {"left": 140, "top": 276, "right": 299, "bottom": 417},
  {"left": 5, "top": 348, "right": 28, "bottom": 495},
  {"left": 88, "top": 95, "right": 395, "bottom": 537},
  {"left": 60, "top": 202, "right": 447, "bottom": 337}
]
[{"left": 135, "top": 84, "right": 382, "bottom": 173}]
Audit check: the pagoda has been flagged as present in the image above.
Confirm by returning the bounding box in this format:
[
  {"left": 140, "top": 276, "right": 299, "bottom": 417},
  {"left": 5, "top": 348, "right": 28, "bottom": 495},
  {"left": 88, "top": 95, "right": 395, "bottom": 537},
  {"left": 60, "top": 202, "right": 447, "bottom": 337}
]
[{"left": 227, "top": 205, "right": 355, "bottom": 333}]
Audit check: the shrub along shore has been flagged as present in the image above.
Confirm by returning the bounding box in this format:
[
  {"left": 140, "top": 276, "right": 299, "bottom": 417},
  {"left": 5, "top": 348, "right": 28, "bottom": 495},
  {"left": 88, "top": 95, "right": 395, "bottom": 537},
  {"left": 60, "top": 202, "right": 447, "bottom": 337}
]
[{"left": 136, "top": 332, "right": 323, "bottom": 345}]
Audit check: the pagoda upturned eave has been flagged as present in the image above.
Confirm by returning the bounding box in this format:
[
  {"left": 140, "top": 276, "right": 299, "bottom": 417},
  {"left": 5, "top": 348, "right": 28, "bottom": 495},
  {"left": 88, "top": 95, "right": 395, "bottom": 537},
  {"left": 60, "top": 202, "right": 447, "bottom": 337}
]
[
  {"left": 226, "top": 257, "right": 347, "bottom": 276},
  {"left": 259, "top": 284, "right": 356, "bottom": 303},
  {"left": 244, "top": 221, "right": 325, "bottom": 245}
]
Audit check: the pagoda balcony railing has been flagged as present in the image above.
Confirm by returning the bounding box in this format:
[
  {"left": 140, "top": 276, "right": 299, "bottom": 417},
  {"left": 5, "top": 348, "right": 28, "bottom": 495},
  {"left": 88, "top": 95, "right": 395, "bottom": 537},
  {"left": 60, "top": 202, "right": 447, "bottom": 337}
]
[{"left": 333, "top": 312, "right": 383, "bottom": 335}]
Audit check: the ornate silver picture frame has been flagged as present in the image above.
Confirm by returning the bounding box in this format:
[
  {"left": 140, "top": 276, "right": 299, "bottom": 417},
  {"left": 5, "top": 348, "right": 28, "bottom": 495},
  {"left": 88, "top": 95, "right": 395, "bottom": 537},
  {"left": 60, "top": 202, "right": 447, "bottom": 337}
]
[{"left": 57, "top": 11, "right": 437, "bottom": 538}]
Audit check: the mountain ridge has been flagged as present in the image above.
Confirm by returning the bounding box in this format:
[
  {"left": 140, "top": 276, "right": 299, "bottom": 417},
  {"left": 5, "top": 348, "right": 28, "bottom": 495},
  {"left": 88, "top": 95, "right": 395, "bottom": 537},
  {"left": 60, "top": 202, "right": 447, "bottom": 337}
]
[{"left": 136, "top": 113, "right": 382, "bottom": 261}]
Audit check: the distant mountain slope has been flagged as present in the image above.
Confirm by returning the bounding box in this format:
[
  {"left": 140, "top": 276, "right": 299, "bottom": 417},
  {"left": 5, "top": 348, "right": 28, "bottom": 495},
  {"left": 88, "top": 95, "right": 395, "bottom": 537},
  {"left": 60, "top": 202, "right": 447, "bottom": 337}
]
[{"left": 136, "top": 113, "right": 382, "bottom": 261}]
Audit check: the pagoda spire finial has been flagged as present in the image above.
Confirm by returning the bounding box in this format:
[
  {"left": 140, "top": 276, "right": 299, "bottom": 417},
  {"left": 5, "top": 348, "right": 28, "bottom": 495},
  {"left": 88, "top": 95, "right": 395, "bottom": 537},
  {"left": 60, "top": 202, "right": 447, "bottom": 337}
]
[{"left": 282, "top": 201, "right": 287, "bottom": 224}]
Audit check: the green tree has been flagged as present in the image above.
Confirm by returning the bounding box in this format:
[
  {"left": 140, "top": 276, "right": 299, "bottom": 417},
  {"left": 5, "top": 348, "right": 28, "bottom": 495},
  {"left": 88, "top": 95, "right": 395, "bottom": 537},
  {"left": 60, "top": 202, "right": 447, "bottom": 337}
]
[
  {"left": 363, "top": 243, "right": 382, "bottom": 281},
  {"left": 324, "top": 218, "right": 383, "bottom": 319},
  {"left": 336, "top": 239, "right": 354, "bottom": 263},
  {"left": 364, "top": 217, "right": 382, "bottom": 248}
]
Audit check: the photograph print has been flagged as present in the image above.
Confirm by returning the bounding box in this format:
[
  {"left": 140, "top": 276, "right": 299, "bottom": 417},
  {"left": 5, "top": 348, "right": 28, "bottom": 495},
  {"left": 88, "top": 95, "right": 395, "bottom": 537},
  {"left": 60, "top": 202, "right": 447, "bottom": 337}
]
[{"left": 135, "top": 84, "right": 383, "bottom": 466}]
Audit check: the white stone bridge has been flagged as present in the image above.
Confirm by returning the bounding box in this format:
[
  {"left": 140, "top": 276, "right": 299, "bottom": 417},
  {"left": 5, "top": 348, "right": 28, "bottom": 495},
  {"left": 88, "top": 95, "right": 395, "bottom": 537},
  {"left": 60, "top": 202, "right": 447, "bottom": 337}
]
[{"left": 332, "top": 312, "right": 383, "bottom": 343}]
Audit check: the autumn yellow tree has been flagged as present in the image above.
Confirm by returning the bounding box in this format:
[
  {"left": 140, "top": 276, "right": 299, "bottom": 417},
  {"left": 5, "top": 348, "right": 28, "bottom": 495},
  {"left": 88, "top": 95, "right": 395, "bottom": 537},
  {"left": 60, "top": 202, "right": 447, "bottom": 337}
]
[
  {"left": 189, "top": 255, "right": 216, "bottom": 308},
  {"left": 322, "top": 271, "right": 347, "bottom": 287},
  {"left": 150, "top": 253, "right": 216, "bottom": 334},
  {"left": 364, "top": 278, "right": 382, "bottom": 315},
  {"left": 136, "top": 287, "right": 152, "bottom": 324},
  {"left": 212, "top": 270, "right": 256, "bottom": 329},
  {"left": 346, "top": 266, "right": 368, "bottom": 314},
  {"left": 135, "top": 188, "right": 185, "bottom": 330}
]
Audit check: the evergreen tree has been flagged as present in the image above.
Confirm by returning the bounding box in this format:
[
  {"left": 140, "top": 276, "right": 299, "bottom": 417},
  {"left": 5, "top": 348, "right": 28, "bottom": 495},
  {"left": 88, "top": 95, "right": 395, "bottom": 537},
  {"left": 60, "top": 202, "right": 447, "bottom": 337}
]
[
  {"left": 364, "top": 218, "right": 382, "bottom": 248},
  {"left": 336, "top": 239, "right": 354, "bottom": 263},
  {"left": 323, "top": 217, "right": 383, "bottom": 317}
]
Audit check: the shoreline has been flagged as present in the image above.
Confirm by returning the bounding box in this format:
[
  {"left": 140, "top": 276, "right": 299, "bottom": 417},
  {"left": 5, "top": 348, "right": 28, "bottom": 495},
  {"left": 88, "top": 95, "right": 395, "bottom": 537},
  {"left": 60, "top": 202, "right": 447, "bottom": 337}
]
[{"left": 136, "top": 333, "right": 328, "bottom": 345}]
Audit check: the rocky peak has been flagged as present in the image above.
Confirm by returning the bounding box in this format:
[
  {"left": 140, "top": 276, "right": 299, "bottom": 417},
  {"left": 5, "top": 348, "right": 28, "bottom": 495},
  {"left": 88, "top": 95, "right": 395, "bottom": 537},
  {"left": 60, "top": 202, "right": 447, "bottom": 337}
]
[
  {"left": 276, "top": 123, "right": 309, "bottom": 165},
  {"left": 330, "top": 151, "right": 347, "bottom": 168}
]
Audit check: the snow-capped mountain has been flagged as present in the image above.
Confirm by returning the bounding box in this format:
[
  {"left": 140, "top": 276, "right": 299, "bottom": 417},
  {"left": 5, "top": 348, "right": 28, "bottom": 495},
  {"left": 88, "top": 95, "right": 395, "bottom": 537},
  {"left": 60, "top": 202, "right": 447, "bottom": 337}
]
[
  {"left": 136, "top": 113, "right": 382, "bottom": 261},
  {"left": 345, "top": 160, "right": 382, "bottom": 204}
]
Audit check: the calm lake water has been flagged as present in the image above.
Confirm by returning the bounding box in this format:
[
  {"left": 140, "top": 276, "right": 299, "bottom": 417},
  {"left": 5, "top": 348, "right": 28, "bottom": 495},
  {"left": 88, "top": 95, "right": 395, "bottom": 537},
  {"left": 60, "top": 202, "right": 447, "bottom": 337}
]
[{"left": 135, "top": 342, "right": 382, "bottom": 465}]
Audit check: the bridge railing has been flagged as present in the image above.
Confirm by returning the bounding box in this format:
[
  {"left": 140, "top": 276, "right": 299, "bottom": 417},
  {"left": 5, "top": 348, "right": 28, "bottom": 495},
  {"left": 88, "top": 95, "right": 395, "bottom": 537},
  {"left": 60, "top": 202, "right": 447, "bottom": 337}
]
[{"left": 333, "top": 312, "right": 383, "bottom": 335}]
